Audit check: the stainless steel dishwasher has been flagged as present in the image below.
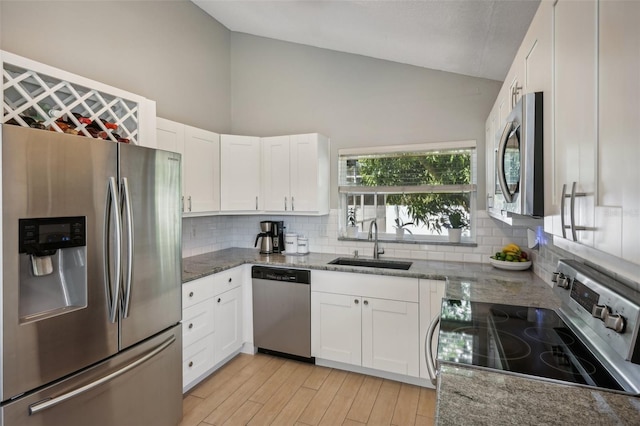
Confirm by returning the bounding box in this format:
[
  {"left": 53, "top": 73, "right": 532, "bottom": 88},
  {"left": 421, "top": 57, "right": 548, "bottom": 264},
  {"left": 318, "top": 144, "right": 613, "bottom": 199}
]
[{"left": 252, "top": 266, "right": 313, "bottom": 362}]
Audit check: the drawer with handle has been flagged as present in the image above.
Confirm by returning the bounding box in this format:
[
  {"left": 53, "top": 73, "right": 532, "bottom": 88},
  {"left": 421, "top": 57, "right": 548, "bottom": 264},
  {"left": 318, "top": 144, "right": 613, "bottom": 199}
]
[
  {"left": 182, "top": 275, "right": 215, "bottom": 309},
  {"left": 182, "top": 333, "right": 215, "bottom": 389},
  {"left": 182, "top": 300, "right": 215, "bottom": 348},
  {"left": 211, "top": 266, "right": 244, "bottom": 295}
]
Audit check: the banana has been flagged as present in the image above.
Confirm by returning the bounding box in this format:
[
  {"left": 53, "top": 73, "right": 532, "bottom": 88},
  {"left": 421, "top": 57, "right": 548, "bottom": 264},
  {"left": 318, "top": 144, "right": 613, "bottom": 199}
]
[{"left": 502, "top": 243, "right": 521, "bottom": 254}]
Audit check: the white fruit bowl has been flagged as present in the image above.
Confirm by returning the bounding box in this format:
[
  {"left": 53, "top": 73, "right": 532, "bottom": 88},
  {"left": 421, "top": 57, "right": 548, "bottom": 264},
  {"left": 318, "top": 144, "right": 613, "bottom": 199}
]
[{"left": 489, "top": 256, "right": 532, "bottom": 271}]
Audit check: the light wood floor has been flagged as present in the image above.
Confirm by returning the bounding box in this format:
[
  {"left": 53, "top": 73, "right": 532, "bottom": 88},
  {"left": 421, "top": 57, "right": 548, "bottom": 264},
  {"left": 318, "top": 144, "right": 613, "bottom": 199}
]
[{"left": 181, "top": 353, "right": 437, "bottom": 426}]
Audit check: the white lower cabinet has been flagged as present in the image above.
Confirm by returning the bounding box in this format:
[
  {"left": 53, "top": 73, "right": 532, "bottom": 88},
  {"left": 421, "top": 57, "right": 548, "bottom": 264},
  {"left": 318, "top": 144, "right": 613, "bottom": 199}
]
[
  {"left": 419, "top": 280, "right": 446, "bottom": 381},
  {"left": 183, "top": 333, "right": 216, "bottom": 390},
  {"left": 311, "top": 270, "right": 421, "bottom": 378},
  {"left": 181, "top": 266, "right": 244, "bottom": 392},
  {"left": 213, "top": 286, "right": 243, "bottom": 364},
  {"left": 312, "top": 292, "right": 362, "bottom": 365},
  {"left": 312, "top": 292, "right": 419, "bottom": 377},
  {"left": 362, "top": 297, "right": 419, "bottom": 376}
]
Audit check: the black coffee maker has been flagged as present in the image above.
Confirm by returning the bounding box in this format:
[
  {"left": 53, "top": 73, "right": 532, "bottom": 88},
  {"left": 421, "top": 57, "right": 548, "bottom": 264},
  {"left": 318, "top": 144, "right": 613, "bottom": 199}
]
[{"left": 270, "top": 221, "right": 285, "bottom": 253}]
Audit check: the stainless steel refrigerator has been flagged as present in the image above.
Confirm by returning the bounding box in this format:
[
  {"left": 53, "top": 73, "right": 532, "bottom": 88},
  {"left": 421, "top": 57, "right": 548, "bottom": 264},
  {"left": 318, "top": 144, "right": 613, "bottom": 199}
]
[{"left": 0, "top": 124, "right": 183, "bottom": 426}]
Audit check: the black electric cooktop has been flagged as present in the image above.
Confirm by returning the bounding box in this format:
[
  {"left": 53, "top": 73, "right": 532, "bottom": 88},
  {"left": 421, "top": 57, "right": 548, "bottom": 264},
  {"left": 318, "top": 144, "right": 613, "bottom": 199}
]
[{"left": 437, "top": 299, "right": 624, "bottom": 391}]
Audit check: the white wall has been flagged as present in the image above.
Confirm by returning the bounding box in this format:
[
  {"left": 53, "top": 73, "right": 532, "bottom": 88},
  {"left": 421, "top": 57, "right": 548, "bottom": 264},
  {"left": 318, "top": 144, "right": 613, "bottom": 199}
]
[
  {"left": 1, "top": 2, "right": 500, "bottom": 209},
  {"left": 0, "top": 0, "right": 231, "bottom": 133},
  {"left": 229, "top": 33, "right": 502, "bottom": 209}
]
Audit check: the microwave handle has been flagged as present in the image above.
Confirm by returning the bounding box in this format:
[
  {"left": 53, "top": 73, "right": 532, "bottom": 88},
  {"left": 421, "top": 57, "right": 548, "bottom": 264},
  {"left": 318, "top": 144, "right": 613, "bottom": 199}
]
[
  {"left": 497, "top": 121, "right": 517, "bottom": 203},
  {"left": 425, "top": 313, "right": 440, "bottom": 385}
]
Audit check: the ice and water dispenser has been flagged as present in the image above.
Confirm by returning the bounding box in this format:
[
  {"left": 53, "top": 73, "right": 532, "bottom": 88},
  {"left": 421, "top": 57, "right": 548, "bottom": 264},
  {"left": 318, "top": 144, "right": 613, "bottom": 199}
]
[{"left": 18, "top": 216, "right": 88, "bottom": 323}]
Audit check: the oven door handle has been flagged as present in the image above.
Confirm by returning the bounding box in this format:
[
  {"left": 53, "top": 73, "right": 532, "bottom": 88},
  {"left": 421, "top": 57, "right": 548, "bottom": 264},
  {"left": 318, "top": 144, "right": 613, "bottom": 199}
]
[{"left": 425, "top": 313, "right": 440, "bottom": 385}]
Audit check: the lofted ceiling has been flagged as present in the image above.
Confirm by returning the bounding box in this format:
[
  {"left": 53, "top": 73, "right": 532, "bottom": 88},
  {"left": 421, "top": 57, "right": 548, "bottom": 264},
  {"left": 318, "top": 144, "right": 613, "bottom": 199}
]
[{"left": 192, "top": 0, "right": 541, "bottom": 82}]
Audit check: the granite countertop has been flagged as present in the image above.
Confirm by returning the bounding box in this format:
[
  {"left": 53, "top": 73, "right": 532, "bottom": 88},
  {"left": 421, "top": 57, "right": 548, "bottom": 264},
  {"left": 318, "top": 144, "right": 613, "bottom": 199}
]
[
  {"left": 183, "top": 247, "right": 551, "bottom": 296},
  {"left": 437, "top": 365, "right": 640, "bottom": 425},
  {"left": 181, "top": 247, "right": 640, "bottom": 424}
]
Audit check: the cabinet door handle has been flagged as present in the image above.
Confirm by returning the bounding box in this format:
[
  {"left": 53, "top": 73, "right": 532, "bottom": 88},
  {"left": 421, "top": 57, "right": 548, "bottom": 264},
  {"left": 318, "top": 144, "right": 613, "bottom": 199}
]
[
  {"left": 354, "top": 299, "right": 359, "bottom": 305},
  {"left": 188, "top": 361, "right": 193, "bottom": 368},
  {"left": 188, "top": 195, "right": 192, "bottom": 212},
  {"left": 188, "top": 323, "right": 193, "bottom": 329},
  {"left": 562, "top": 182, "right": 588, "bottom": 241},
  {"left": 256, "top": 196, "right": 258, "bottom": 210},
  {"left": 363, "top": 300, "right": 369, "bottom": 306},
  {"left": 189, "top": 291, "right": 194, "bottom": 298},
  {"left": 284, "top": 196, "right": 287, "bottom": 211},
  {"left": 560, "top": 183, "right": 568, "bottom": 239},
  {"left": 217, "top": 298, "right": 221, "bottom": 303},
  {"left": 181, "top": 196, "right": 185, "bottom": 213},
  {"left": 569, "top": 182, "right": 587, "bottom": 240},
  {"left": 228, "top": 277, "right": 232, "bottom": 283},
  {"left": 292, "top": 196, "right": 295, "bottom": 211},
  {"left": 511, "top": 84, "right": 522, "bottom": 109}
]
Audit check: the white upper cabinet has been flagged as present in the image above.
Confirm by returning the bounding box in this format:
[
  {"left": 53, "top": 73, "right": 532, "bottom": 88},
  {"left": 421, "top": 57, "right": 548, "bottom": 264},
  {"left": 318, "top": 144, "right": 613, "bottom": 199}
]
[
  {"left": 220, "top": 134, "right": 262, "bottom": 211},
  {"left": 156, "top": 118, "right": 220, "bottom": 215},
  {"left": 262, "top": 135, "right": 292, "bottom": 212},
  {"left": 487, "top": 0, "right": 552, "bottom": 225},
  {"left": 156, "top": 117, "right": 184, "bottom": 153},
  {"left": 596, "top": 0, "right": 640, "bottom": 264},
  {"left": 262, "top": 133, "right": 330, "bottom": 214},
  {"left": 184, "top": 126, "right": 221, "bottom": 214},
  {"left": 289, "top": 134, "right": 330, "bottom": 214},
  {"left": 549, "top": 0, "right": 597, "bottom": 246},
  {"left": 522, "top": 3, "right": 552, "bottom": 96},
  {"left": 485, "top": 106, "right": 498, "bottom": 211}
]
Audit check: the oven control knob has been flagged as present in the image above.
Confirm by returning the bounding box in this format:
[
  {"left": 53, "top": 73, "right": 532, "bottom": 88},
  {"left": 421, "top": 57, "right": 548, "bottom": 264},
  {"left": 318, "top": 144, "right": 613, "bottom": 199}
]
[
  {"left": 592, "top": 304, "right": 610, "bottom": 321},
  {"left": 604, "top": 313, "right": 626, "bottom": 333}
]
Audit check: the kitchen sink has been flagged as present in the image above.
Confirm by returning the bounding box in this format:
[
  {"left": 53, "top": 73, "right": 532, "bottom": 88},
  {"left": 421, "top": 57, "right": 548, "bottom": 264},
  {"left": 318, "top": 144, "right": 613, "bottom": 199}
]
[{"left": 328, "top": 257, "right": 413, "bottom": 270}]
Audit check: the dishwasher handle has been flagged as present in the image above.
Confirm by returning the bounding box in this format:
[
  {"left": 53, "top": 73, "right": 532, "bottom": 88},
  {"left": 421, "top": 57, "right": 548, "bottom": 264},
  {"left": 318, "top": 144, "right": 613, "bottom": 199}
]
[
  {"left": 251, "top": 266, "right": 311, "bottom": 284},
  {"left": 425, "top": 314, "right": 440, "bottom": 385}
]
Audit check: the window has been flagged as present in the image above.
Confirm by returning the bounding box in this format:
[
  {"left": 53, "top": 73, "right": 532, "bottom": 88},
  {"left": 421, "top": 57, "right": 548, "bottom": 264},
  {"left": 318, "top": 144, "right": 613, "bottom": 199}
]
[{"left": 339, "top": 140, "right": 477, "bottom": 243}]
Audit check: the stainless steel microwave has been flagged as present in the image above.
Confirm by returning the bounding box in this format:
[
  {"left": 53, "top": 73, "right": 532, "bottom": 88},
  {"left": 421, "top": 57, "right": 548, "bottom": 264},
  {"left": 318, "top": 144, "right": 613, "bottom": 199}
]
[{"left": 491, "top": 92, "right": 544, "bottom": 218}]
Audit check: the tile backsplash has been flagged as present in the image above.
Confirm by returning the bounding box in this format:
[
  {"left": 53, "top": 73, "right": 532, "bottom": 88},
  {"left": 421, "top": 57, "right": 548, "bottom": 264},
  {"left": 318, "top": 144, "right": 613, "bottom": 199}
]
[
  {"left": 182, "top": 209, "right": 639, "bottom": 294},
  {"left": 183, "top": 209, "right": 529, "bottom": 263}
]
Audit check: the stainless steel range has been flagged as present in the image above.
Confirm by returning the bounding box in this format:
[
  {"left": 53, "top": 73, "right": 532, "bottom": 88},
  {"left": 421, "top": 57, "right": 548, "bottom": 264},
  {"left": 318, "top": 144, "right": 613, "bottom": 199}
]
[{"left": 427, "top": 259, "right": 640, "bottom": 394}]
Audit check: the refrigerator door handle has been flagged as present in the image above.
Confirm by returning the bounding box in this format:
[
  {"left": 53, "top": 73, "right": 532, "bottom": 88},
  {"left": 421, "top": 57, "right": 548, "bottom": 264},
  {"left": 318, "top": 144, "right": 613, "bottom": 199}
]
[
  {"left": 121, "top": 177, "right": 134, "bottom": 318},
  {"left": 28, "top": 335, "right": 176, "bottom": 415},
  {"left": 104, "top": 177, "right": 122, "bottom": 323}
]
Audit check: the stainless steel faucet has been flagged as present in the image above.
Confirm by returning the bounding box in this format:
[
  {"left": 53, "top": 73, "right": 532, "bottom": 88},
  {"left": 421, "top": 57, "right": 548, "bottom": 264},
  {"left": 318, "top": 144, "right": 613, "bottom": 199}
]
[{"left": 368, "top": 219, "right": 385, "bottom": 259}]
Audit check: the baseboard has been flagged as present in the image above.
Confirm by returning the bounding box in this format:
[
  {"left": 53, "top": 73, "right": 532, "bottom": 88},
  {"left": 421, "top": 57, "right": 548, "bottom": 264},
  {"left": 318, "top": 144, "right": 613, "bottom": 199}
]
[{"left": 315, "top": 358, "right": 435, "bottom": 388}]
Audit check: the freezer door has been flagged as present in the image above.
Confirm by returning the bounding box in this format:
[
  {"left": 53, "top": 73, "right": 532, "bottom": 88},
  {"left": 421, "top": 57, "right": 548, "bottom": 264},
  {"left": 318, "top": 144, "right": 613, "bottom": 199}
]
[
  {"left": 1, "top": 125, "right": 119, "bottom": 401},
  {"left": 118, "top": 143, "right": 182, "bottom": 349},
  {"left": 1, "top": 325, "right": 182, "bottom": 426}
]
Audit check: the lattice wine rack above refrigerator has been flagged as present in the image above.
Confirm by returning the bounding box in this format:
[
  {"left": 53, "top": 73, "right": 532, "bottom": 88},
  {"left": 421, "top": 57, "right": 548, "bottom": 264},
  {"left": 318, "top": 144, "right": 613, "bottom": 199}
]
[{"left": 2, "top": 51, "right": 147, "bottom": 145}]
